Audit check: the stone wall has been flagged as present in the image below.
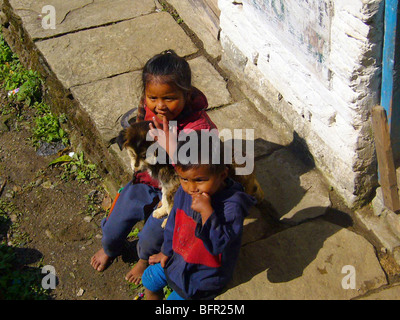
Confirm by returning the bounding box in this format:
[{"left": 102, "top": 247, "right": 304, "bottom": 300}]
[{"left": 218, "top": 0, "right": 384, "bottom": 207}]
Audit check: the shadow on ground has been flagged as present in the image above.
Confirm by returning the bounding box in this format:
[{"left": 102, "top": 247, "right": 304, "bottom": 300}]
[{"left": 224, "top": 210, "right": 352, "bottom": 294}]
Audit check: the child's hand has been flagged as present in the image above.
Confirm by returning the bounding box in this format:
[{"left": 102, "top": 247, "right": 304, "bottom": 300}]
[
  {"left": 148, "top": 252, "right": 164, "bottom": 265},
  {"left": 191, "top": 193, "right": 213, "bottom": 225},
  {"left": 149, "top": 116, "right": 177, "bottom": 163},
  {"left": 149, "top": 252, "right": 169, "bottom": 268},
  {"left": 160, "top": 254, "right": 169, "bottom": 268}
]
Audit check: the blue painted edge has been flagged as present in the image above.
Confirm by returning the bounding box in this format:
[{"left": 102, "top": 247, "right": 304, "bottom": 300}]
[{"left": 381, "top": 0, "right": 399, "bottom": 126}]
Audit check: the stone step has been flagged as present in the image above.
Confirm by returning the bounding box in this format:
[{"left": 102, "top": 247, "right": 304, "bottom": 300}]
[
  {"left": 35, "top": 11, "right": 198, "bottom": 88},
  {"left": 10, "top": 0, "right": 157, "bottom": 40},
  {"left": 255, "top": 148, "right": 331, "bottom": 225},
  {"left": 166, "top": 0, "right": 222, "bottom": 58},
  {"left": 217, "top": 219, "right": 387, "bottom": 300},
  {"left": 358, "top": 284, "right": 400, "bottom": 300}
]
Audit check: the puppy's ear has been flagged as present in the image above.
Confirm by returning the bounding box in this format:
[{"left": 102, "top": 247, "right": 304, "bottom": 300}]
[{"left": 109, "top": 129, "right": 127, "bottom": 151}]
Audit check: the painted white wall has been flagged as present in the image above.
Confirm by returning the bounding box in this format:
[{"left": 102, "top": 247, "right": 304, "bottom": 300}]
[{"left": 218, "top": 0, "right": 383, "bottom": 206}]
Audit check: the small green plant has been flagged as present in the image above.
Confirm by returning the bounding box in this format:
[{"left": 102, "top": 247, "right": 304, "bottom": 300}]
[
  {"left": 14, "top": 71, "right": 42, "bottom": 106},
  {"left": 83, "top": 190, "right": 105, "bottom": 217},
  {"left": 127, "top": 227, "right": 140, "bottom": 239},
  {"left": 0, "top": 35, "right": 14, "bottom": 64},
  {"left": 163, "top": 285, "right": 173, "bottom": 299},
  {"left": 31, "top": 103, "right": 68, "bottom": 148},
  {"left": 0, "top": 36, "right": 42, "bottom": 106},
  {"left": 50, "top": 151, "right": 100, "bottom": 184}
]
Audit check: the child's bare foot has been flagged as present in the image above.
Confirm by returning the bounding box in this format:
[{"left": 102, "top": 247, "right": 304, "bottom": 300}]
[
  {"left": 90, "top": 248, "right": 113, "bottom": 272},
  {"left": 125, "top": 259, "right": 148, "bottom": 284}
]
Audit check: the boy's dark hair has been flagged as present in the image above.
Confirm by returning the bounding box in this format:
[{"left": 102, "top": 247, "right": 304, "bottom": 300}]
[
  {"left": 142, "top": 49, "right": 192, "bottom": 93},
  {"left": 175, "top": 130, "right": 227, "bottom": 175}
]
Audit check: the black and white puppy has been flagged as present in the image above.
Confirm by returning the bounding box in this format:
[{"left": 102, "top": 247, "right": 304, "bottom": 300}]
[{"left": 112, "top": 120, "right": 179, "bottom": 228}]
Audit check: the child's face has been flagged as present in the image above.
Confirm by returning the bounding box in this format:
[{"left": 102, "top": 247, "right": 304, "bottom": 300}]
[
  {"left": 145, "top": 81, "right": 186, "bottom": 123},
  {"left": 175, "top": 165, "right": 228, "bottom": 197}
]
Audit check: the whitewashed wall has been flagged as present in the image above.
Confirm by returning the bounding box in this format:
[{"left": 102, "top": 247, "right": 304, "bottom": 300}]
[{"left": 218, "top": 0, "right": 384, "bottom": 207}]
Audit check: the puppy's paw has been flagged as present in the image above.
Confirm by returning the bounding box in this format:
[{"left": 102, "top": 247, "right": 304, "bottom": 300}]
[
  {"left": 161, "top": 218, "right": 168, "bottom": 229},
  {"left": 153, "top": 206, "right": 168, "bottom": 219}
]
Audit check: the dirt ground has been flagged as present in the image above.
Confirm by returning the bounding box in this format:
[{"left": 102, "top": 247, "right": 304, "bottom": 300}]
[{"left": 0, "top": 99, "right": 140, "bottom": 300}]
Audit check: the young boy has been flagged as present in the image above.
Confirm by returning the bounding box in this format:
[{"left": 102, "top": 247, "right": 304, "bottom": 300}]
[{"left": 141, "top": 131, "right": 256, "bottom": 300}]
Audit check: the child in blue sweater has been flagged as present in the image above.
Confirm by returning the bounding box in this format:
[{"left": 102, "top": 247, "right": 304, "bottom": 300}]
[{"left": 142, "top": 131, "right": 256, "bottom": 300}]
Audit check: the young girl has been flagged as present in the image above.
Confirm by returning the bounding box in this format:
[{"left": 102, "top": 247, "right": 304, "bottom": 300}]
[{"left": 90, "top": 50, "right": 217, "bottom": 284}]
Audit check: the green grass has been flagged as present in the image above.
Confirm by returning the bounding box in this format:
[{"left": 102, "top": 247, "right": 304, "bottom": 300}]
[
  {"left": 0, "top": 243, "right": 51, "bottom": 300},
  {"left": 49, "top": 151, "right": 101, "bottom": 184},
  {"left": 0, "top": 35, "right": 42, "bottom": 107},
  {"left": 0, "top": 34, "right": 68, "bottom": 149},
  {"left": 31, "top": 102, "right": 69, "bottom": 148},
  {"left": 0, "top": 32, "right": 100, "bottom": 185},
  {"left": 0, "top": 31, "right": 102, "bottom": 299}
]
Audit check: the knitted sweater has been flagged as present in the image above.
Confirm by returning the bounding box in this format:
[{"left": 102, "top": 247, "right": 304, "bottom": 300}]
[{"left": 162, "top": 179, "right": 256, "bottom": 300}]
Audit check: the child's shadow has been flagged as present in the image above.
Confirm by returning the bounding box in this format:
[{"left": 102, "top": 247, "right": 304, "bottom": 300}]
[
  {"left": 222, "top": 132, "right": 354, "bottom": 292},
  {"left": 224, "top": 208, "right": 352, "bottom": 295},
  {"left": 0, "top": 218, "right": 57, "bottom": 299}
]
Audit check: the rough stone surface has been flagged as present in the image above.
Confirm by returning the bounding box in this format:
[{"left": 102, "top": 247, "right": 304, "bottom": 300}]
[
  {"left": 36, "top": 12, "right": 198, "bottom": 88},
  {"left": 10, "top": 0, "right": 157, "bottom": 39},
  {"left": 255, "top": 148, "right": 331, "bottom": 225},
  {"left": 354, "top": 206, "right": 400, "bottom": 253},
  {"left": 372, "top": 187, "right": 389, "bottom": 217},
  {"left": 71, "top": 71, "right": 142, "bottom": 143},
  {"left": 208, "top": 99, "right": 292, "bottom": 158},
  {"left": 189, "top": 56, "right": 231, "bottom": 108},
  {"left": 358, "top": 284, "right": 400, "bottom": 300},
  {"left": 217, "top": 220, "right": 387, "bottom": 300},
  {"left": 241, "top": 206, "right": 277, "bottom": 246},
  {"left": 166, "top": 0, "right": 222, "bottom": 58}
]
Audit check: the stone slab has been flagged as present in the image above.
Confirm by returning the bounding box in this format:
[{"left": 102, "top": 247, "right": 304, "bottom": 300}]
[
  {"left": 358, "top": 284, "right": 400, "bottom": 300},
  {"left": 36, "top": 11, "right": 198, "bottom": 88},
  {"left": 254, "top": 148, "right": 331, "bottom": 225},
  {"left": 208, "top": 99, "right": 292, "bottom": 158},
  {"left": 241, "top": 206, "right": 279, "bottom": 246},
  {"left": 189, "top": 56, "right": 231, "bottom": 108},
  {"left": 9, "top": 0, "right": 157, "bottom": 40},
  {"left": 217, "top": 220, "right": 387, "bottom": 300},
  {"left": 167, "top": 0, "right": 222, "bottom": 58},
  {"left": 70, "top": 71, "right": 142, "bottom": 144},
  {"left": 354, "top": 206, "right": 400, "bottom": 254}
]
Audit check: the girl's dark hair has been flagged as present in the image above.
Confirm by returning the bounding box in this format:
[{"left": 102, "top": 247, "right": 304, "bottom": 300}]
[
  {"left": 174, "top": 130, "right": 227, "bottom": 175},
  {"left": 142, "top": 49, "right": 192, "bottom": 93}
]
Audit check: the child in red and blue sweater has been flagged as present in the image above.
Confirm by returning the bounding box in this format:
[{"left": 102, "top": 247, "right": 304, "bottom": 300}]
[
  {"left": 142, "top": 132, "right": 256, "bottom": 300},
  {"left": 90, "top": 50, "right": 217, "bottom": 284}
]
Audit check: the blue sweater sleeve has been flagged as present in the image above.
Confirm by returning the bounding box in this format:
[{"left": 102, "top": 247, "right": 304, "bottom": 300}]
[
  {"left": 195, "top": 201, "right": 245, "bottom": 256},
  {"left": 161, "top": 192, "right": 179, "bottom": 257}
]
